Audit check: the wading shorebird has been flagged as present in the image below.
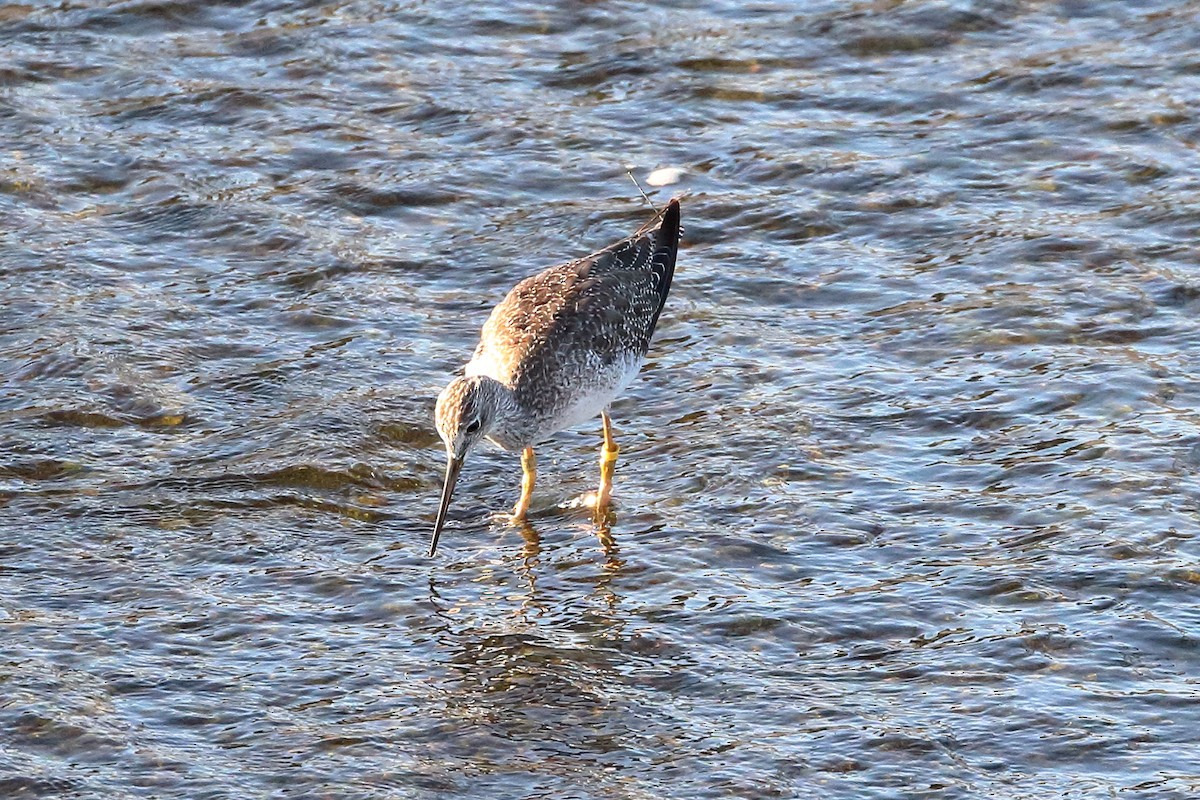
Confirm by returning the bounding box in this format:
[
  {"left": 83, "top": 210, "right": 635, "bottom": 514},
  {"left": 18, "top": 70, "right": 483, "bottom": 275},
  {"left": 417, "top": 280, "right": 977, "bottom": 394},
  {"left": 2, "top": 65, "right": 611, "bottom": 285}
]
[{"left": 429, "top": 198, "right": 681, "bottom": 556}]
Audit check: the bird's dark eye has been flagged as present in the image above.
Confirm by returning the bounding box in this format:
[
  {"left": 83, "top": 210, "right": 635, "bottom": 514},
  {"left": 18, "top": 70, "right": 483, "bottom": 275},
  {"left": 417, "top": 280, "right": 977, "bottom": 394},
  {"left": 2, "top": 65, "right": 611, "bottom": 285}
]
[{"left": 465, "top": 419, "right": 481, "bottom": 434}]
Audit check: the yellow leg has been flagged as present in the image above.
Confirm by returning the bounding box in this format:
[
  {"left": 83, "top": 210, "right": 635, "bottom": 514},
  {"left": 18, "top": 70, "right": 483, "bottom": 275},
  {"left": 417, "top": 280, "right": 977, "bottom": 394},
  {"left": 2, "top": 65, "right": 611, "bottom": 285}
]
[
  {"left": 596, "top": 411, "right": 619, "bottom": 513},
  {"left": 512, "top": 447, "right": 536, "bottom": 520}
]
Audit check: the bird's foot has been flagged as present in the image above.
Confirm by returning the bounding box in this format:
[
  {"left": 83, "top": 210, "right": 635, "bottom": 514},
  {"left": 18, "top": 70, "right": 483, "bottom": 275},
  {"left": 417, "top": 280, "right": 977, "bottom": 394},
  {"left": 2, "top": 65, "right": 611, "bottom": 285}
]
[{"left": 491, "top": 509, "right": 532, "bottom": 527}]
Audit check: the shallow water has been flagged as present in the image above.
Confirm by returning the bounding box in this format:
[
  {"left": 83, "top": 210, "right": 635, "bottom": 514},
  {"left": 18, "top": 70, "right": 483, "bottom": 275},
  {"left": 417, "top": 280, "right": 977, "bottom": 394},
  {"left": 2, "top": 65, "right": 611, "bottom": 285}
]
[{"left": 3, "top": 1, "right": 1200, "bottom": 797}]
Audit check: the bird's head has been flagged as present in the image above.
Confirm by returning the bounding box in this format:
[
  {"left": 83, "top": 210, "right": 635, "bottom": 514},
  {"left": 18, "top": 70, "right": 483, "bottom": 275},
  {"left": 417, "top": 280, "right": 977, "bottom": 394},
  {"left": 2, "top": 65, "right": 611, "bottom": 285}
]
[
  {"left": 435, "top": 375, "right": 501, "bottom": 459},
  {"left": 429, "top": 375, "right": 502, "bottom": 556}
]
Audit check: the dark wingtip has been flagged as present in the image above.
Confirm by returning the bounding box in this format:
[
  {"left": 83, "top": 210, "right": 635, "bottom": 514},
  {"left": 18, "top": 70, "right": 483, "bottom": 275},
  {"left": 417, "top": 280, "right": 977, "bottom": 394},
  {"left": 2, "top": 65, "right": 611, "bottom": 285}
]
[
  {"left": 634, "top": 196, "right": 681, "bottom": 237},
  {"left": 659, "top": 198, "right": 681, "bottom": 247},
  {"left": 643, "top": 197, "right": 680, "bottom": 336}
]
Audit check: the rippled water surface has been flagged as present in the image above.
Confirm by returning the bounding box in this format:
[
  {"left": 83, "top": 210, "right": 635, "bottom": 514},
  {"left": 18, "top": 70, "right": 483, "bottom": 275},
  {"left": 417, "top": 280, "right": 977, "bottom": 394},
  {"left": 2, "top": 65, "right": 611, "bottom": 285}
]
[{"left": 4, "top": 1, "right": 1200, "bottom": 797}]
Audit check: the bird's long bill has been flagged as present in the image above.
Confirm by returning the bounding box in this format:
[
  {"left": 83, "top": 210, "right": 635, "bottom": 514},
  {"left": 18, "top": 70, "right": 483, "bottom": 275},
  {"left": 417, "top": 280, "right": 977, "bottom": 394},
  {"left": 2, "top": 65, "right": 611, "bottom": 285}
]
[{"left": 428, "top": 455, "right": 463, "bottom": 557}]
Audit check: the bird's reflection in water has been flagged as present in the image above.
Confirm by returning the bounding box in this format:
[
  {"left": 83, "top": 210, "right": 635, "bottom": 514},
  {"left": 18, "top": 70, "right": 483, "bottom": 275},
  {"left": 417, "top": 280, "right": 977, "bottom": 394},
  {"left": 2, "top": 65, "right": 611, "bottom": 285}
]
[
  {"left": 419, "top": 527, "right": 633, "bottom": 743},
  {"left": 592, "top": 510, "right": 624, "bottom": 613},
  {"left": 503, "top": 514, "right": 623, "bottom": 620},
  {"left": 515, "top": 518, "right": 541, "bottom": 562},
  {"left": 411, "top": 509, "right": 703, "bottom": 781},
  {"left": 510, "top": 519, "right": 544, "bottom": 620},
  {"left": 593, "top": 509, "right": 620, "bottom": 564}
]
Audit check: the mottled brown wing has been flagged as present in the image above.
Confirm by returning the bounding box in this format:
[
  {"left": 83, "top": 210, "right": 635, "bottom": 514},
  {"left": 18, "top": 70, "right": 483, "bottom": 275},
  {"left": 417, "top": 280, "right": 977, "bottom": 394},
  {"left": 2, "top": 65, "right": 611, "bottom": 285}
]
[{"left": 472, "top": 200, "right": 681, "bottom": 406}]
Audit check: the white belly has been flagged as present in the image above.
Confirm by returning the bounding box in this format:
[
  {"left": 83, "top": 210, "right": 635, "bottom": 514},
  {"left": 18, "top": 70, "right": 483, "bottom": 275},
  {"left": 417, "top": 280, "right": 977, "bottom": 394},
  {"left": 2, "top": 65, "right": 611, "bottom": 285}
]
[
  {"left": 478, "top": 351, "right": 645, "bottom": 450},
  {"left": 547, "top": 353, "right": 643, "bottom": 433}
]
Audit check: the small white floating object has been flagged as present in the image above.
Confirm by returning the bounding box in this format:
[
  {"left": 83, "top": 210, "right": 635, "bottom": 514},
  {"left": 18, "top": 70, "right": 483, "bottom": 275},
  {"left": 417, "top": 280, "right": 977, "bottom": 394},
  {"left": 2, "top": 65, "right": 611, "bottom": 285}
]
[{"left": 646, "top": 167, "right": 686, "bottom": 187}]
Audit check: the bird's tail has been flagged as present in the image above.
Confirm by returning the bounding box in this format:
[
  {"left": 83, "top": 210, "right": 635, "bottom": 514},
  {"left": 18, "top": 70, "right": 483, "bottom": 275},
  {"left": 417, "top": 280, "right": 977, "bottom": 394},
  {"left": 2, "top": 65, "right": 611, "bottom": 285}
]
[{"left": 645, "top": 198, "right": 681, "bottom": 332}]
